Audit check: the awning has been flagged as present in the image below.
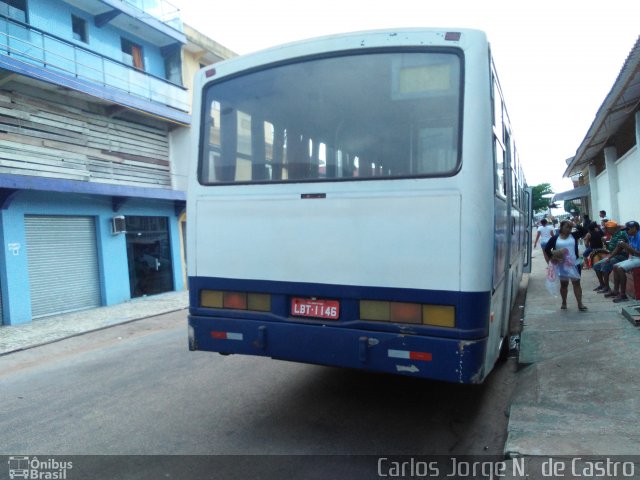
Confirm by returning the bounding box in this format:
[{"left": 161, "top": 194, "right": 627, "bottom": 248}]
[{"left": 552, "top": 184, "right": 591, "bottom": 202}]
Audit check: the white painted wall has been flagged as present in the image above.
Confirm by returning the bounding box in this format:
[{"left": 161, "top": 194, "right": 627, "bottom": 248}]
[
  {"left": 170, "top": 126, "right": 191, "bottom": 192},
  {"left": 616, "top": 146, "right": 640, "bottom": 222},
  {"left": 595, "top": 170, "right": 611, "bottom": 219}
]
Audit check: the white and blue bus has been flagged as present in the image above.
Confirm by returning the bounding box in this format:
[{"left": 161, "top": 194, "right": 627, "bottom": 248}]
[{"left": 187, "top": 29, "right": 532, "bottom": 384}]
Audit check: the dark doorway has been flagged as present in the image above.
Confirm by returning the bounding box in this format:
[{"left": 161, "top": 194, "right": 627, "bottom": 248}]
[{"left": 126, "top": 216, "right": 174, "bottom": 298}]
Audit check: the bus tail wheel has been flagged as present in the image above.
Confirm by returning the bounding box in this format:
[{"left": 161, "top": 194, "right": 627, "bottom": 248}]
[{"left": 498, "top": 335, "right": 510, "bottom": 362}]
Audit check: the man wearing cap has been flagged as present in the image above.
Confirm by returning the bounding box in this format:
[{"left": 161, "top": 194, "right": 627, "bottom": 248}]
[
  {"left": 608, "top": 221, "right": 640, "bottom": 302},
  {"left": 592, "top": 220, "right": 629, "bottom": 293}
]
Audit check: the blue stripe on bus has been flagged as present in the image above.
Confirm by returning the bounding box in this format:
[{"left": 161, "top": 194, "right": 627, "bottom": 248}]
[
  {"left": 188, "top": 314, "right": 488, "bottom": 383},
  {"left": 189, "top": 276, "right": 491, "bottom": 339}
]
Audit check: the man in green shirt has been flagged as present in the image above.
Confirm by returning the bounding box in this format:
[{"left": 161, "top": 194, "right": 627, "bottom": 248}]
[{"left": 593, "top": 220, "right": 629, "bottom": 293}]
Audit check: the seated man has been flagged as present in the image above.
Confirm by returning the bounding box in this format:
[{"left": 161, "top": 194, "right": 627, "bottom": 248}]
[
  {"left": 609, "top": 221, "right": 640, "bottom": 302},
  {"left": 593, "top": 220, "right": 629, "bottom": 293}
]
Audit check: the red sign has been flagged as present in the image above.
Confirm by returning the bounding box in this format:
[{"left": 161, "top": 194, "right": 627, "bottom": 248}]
[{"left": 291, "top": 298, "right": 340, "bottom": 320}]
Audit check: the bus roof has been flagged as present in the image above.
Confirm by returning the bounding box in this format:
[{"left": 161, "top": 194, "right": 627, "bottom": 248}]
[{"left": 199, "top": 28, "right": 488, "bottom": 83}]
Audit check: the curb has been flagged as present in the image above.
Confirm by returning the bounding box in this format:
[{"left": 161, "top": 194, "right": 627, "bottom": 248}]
[{"left": 0, "top": 307, "right": 187, "bottom": 357}]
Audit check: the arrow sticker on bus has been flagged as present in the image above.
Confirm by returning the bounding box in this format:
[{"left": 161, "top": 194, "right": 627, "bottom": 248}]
[{"left": 396, "top": 365, "right": 420, "bottom": 373}]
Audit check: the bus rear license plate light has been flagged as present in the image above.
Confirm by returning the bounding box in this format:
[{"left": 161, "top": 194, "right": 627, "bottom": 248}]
[
  {"left": 422, "top": 305, "right": 455, "bottom": 328},
  {"left": 291, "top": 298, "right": 340, "bottom": 320}
]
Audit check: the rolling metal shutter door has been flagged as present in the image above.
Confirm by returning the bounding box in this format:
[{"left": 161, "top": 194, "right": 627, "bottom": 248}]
[{"left": 25, "top": 216, "right": 101, "bottom": 318}]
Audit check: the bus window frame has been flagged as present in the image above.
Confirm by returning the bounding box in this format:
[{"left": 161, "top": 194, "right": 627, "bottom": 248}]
[
  {"left": 491, "top": 65, "right": 507, "bottom": 200},
  {"left": 197, "top": 47, "right": 465, "bottom": 187}
]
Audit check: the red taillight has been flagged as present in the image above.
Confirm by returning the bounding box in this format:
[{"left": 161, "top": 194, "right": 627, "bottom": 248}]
[
  {"left": 445, "top": 32, "right": 461, "bottom": 41},
  {"left": 223, "top": 292, "right": 247, "bottom": 310},
  {"left": 409, "top": 351, "right": 433, "bottom": 361},
  {"left": 390, "top": 302, "right": 422, "bottom": 324},
  {"left": 205, "top": 68, "right": 216, "bottom": 77}
]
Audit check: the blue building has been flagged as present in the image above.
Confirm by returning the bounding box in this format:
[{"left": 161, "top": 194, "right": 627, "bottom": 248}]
[{"left": 0, "top": 0, "right": 191, "bottom": 324}]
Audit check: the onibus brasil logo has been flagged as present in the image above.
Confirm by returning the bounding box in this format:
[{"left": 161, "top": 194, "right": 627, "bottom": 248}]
[{"left": 8, "top": 456, "right": 72, "bottom": 479}]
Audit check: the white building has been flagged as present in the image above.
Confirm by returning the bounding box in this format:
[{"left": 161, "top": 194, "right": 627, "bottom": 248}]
[{"left": 558, "top": 36, "right": 640, "bottom": 224}]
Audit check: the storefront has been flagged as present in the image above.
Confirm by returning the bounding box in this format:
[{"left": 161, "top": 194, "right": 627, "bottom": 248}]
[{"left": 0, "top": 188, "right": 185, "bottom": 326}]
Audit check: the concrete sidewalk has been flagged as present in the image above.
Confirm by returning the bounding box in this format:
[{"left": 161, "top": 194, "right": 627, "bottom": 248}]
[
  {"left": 505, "top": 249, "right": 640, "bottom": 456},
  {"left": 0, "top": 290, "right": 188, "bottom": 356}
]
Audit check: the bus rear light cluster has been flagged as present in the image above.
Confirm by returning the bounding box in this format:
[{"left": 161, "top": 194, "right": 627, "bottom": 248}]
[
  {"left": 200, "top": 290, "right": 271, "bottom": 312},
  {"left": 359, "top": 301, "right": 455, "bottom": 327}
]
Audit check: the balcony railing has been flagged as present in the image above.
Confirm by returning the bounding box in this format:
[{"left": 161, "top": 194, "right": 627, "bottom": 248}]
[
  {"left": 0, "top": 16, "right": 188, "bottom": 113},
  {"left": 120, "top": 0, "right": 183, "bottom": 32}
]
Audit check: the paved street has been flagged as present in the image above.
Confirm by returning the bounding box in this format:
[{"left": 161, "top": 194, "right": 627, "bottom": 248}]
[{"left": 0, "top": 309, "right": 517, "bottom": 459}]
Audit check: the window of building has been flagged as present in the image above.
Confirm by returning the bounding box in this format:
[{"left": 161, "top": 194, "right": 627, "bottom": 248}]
[
  {"left": 121, "top": 38, "right": 144, "bottom": 70},
  {"left": 162, "top": 43, "right": 182, "bottom": 85},
  {"left": 0, "top": 0, "right": 27, "bottom": 22},
  {"left": 71, "top": 15, "right": 87, "bottom": 43}
]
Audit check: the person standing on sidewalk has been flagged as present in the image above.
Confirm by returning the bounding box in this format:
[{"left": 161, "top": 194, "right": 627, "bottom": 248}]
[
  {"left": 544, "top": 220, "right": 588, "bottom": 311},
  {"left": 534, "top": 218, "right": 555, "bottom": 263},
  {"left": 607, "top": 221, "right": 640, "bottom": 303},
  {"left": 593, "top": 221, "right": 629, "bottom": 294}
]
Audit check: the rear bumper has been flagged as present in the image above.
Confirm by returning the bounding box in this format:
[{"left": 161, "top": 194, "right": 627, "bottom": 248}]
[{"left": 189, "top": 315, "right": 488, "bottom": 384}]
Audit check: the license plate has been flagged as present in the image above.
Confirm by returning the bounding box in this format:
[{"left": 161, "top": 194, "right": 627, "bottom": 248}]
[{"left": 291, "top": 298, "right": 340, "bottom": 320}]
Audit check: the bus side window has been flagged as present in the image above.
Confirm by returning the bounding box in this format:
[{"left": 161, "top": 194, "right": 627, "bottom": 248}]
[
  {"left": 511, "top": 148, "right": 518, "bottom": 207},
  {"left": 201, "top": 100, "right": 221, "bottom": 183},
  {"left": 504, "top": 132, "right": 518, "bottom": 207},
  {"left": 492, "top": 78, "right": 506, "bottom": 198},
  {"left": 494, "top": 138, "right": 506, "bottom": 198},
  {"left": 492, "top": 81, "right": 503, "bottom": 144}
]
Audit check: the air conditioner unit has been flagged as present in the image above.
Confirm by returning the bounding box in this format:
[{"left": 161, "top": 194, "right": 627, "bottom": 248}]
[{"left": 111, "top": 216, "right": 126, "bottom": 235}]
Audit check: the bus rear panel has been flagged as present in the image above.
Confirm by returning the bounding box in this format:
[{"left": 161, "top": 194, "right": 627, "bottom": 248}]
[{"left": 188, "top": 29, "right": 527, "bottom": 384}]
